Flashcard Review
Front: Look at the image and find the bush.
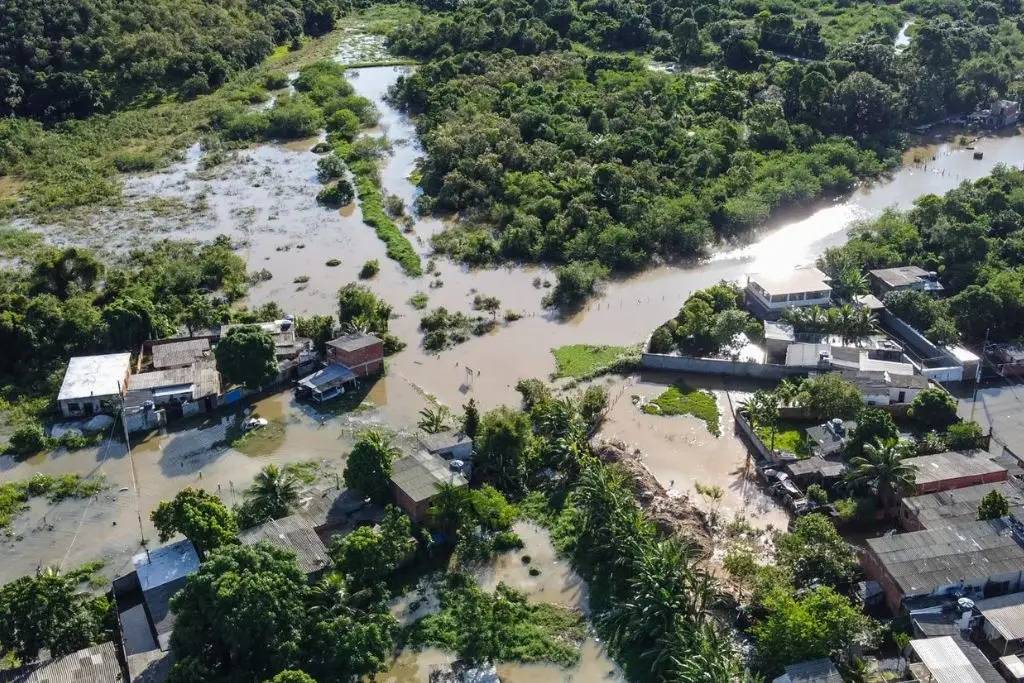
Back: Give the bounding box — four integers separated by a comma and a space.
409, 292, 429, 309
528, 567, 541, 576
6, 423, 49, 457
326, 109, 361, 141
325, 258, 341, 267
493, 531, 524, 551
264, 72, 291, 90
316, 153, 347, 183
908, 388, 959, 431
806, 483, 828, 506
316, 179, 355, 207
649, 325, 674, 353
266, 99, 323, 139
359, 259, 380, 279
348, 163, 422, 276
111, 151, 160, 173
946, 420, 985, 450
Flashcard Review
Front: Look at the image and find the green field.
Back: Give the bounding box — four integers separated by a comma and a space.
644, 383, 721, 436
550, 344, 639, 380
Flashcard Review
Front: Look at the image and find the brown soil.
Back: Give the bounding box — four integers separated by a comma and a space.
591, 437, 712, 557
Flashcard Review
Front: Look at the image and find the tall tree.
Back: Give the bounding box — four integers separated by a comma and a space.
462, 398, 480, 439
244, 464, 300, 522
846, 439, 917, 514
474, 407, 535, 493
908, 388, 959, 431
215, 325, 280, 390
775, 513, 857, 591
151, 488, 238, 558
418, 405, 452, 434
343, 430, 399, 503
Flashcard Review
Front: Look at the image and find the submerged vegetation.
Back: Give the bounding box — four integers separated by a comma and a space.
644, 383, 722, 436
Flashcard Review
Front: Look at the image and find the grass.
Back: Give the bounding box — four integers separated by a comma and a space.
283, 460, 322, 485
643, 383, 721, 436
325, 258, 341, 267
757, 422, 811, 456
349, 162, 422, 276
223, 418, 288, 456
0, 474, 107, 530
550, 344, 640, 380
409, 291, 429, 309
0, 227, 44, 258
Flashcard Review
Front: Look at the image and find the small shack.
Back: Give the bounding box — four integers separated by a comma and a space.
0, 642, 125, 683
296, 363, 357, 402
133, 539, 201, 651
238, 515, 332, 580
419, 432, 473, 461
151, 338, 211, 370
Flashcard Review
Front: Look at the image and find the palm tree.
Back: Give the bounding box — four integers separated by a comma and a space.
245, 464, 299, 520
418, 405, 452, 434
309, 572, 351, 618
743, 390, 780, 451
428, 481, 471, 535
848, 307, 878, 344
774, 378, 801, 407
845, 438, 917, 516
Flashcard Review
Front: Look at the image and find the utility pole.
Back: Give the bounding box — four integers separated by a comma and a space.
119, 381, 149, 559
970, 328, 990, 424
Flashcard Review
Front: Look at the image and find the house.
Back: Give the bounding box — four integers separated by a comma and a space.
151, 338, 211, 370
805, 419, 856, 459
745, 267, 832, 318
869, 266, 943, 297
296, 486, 375, 539
840, 369, 929, 406
991, 345, 1024, 378
974, 592, 1024, 656
57, 352, 132, 417
126, 360, 220, 415
861, 519, 1024, 612
784, 456, 846, 488
295, 363, 358, 403
238, 515, 332, 580
326, 332, 384, 377
0, 642, 125, 683
999, 654, 1024, 683
419, 432, 473, 461
900, 481, 1024, 531
132, 539, 200, 651
901, 450, 1007, 496
390, 451, 468, 523
990, 99, 1020, 128
772, 659, 842, 683
906, 636, 1004, 683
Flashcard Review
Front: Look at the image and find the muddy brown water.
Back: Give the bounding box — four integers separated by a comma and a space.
6, 61, 1024, 675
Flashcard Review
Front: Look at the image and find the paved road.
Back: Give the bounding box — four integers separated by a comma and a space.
955, 380, 1024, 457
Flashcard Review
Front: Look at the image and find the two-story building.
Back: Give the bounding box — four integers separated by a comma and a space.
869, 266, 944, 298
326, 332, 384, 377
745, 268, 832, 319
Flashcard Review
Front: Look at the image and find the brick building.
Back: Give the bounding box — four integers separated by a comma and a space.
326, 332, 384, 377
902, 451, 1008, 496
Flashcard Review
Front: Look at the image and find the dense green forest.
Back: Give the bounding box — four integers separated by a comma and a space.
0, 0, 360, 121
385, 0, 1024, 272
819, 164, 1024, 346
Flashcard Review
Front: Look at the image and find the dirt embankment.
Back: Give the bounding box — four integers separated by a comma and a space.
590, 438, 712, 556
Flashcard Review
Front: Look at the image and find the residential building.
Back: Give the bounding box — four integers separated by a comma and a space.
900, 481, 1024, 531
784, 456, 846, 489
296, 486, 374, 539
902, 451, 1007, 496
419, 432, 473, 461
840, 369, 929, 406
869, 266, 944, 297
295, 363, 358, 403
238, 514, 332, 580
57, 352, 132, 417
906, 636, 1003, 683
150, 338, 211, 370
132, 539, 200, 651
991, 345, 1024, 378
861, 519, 1024, 612
126, 360, 220, 415
326, 332, 384, 377
745, 267, 832, 318
772, 659, 841, 683
991, 100, 1020, 128
390, 451, 468, 522
0, 642, 124, 683
998, 653, 1024, 683
974, 592, 1024, 655
220, 320, 309, 361
805, 419, 856, 459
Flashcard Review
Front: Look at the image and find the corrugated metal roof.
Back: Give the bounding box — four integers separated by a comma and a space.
976, 592, 1024, 642
326, 332, 382, 353
781, 658, 842, 683
151, 339, 210, 369
390, 451, 467, 504
418, 432, 472, 453
133, 539, 199, 592
0, 642, 124, 683
297, 487, 365, 529
866, 520, 1024, 595
910, 637, 986, 683
871, 266, 932, 288
904, 482, 1024, 529
238, 515, 331, 576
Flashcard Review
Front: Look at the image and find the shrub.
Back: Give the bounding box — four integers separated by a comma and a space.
6, 423, 49, 457
409, 292, 429, 309
316, 179, 355, 207
528, 567, 541, 576
806, 483, 828, 506
325, 258, 341, 267
504, 309, 522, 322
649, 325, 674, 353
264, 72, 291, 90
326, 109, 361, 141
359, 259, 380, 279
112, 151, 160, 173
316, 153, 347, 183
493, 531, 524, 551
294, 275, 309, 283
348, 162, 422, 276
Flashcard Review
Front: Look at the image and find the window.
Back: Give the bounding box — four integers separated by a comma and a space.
67, 402, 81, 413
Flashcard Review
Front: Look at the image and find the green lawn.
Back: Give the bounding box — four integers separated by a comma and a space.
550, 344, 639, 380
643, 383, 721, 436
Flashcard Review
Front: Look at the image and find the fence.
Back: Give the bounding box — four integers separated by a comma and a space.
641, 352, 807, 379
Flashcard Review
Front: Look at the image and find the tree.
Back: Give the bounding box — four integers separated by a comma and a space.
303, 606, 397, 682
847, 408, 898, 459
979, 489, 1010, 520
418, 405, 452, 434
752, 586, 870, 674
546, 261, 608, 309
215, 325, 280, 390
331, 506, 414, 588
846, 439, 917, 514
263, 671, 318, 683
295, 315, 336, 354
151, 488, 238, 558
947, 421, 985, 450
474, 407, 535, 493
798, 373, 863, 421
168, 543, 307, 683
775, 513, 857, 591
343, 430, 399, 503
462, 398, 480, 439
244, 464, 300, 523
0, 572, 111, 662
429, 481, 473, 535
473, 294, 501, 319
744, 390, 780, 451
578, 385, 609, 430
908, 388, 959, 431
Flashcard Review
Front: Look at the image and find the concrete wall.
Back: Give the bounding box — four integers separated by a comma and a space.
124, 408, 166, 434
915, 469, 1009, 495
734, 410, 774, 463
641, 352, 806, 379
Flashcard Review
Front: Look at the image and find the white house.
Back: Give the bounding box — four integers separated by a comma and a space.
57, 352, 132, 418
746, 267, 832, 316
841, 370, 929, 406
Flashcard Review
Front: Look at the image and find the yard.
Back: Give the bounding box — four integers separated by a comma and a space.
757, 422, 812, 457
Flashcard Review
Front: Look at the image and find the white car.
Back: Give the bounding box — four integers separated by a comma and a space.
242, 416, 268, 431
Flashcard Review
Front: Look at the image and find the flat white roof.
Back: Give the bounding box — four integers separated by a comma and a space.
910, 637, 986, 683
57, 352, 132, 402
945, 345, 981, 363
748, 267, 831, 296
1000, 654, 1024, 679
